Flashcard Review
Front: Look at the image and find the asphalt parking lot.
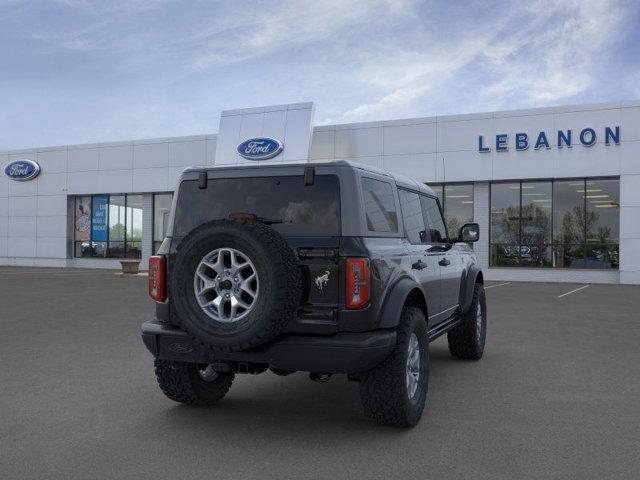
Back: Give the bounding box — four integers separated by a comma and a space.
1, 268, 639, 480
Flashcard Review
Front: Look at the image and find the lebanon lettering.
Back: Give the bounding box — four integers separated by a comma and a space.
478, 126, 620, 152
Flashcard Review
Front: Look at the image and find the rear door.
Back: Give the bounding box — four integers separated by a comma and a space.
171, 173, 342, 332
398, 189, 441, 325
266, 175, 342, 331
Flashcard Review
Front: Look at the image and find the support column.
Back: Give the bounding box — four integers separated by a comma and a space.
473, 182, 489, 272
141, 193, 154, 269
619, 174, 640, 284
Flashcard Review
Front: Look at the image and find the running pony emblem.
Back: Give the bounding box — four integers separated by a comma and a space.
315, 271, 330, 291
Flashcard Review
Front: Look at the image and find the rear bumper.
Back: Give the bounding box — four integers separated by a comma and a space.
141, 320, 396, 374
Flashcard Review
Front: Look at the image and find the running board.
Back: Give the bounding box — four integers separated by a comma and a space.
427, 316, 461, 342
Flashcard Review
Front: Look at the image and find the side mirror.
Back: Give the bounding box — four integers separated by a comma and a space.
458, 223, 480, 243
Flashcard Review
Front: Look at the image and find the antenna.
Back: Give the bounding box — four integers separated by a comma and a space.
442, 157, 446, 184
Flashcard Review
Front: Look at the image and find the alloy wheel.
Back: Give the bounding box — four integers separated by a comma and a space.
193, 247, 259, 323
406, 333, 421, 399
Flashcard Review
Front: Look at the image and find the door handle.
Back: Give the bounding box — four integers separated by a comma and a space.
412, 260, 427, 270
439, 257, 451, 267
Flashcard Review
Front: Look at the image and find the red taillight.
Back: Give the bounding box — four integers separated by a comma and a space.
148, 255, 166, 302
346, 258, 370, 309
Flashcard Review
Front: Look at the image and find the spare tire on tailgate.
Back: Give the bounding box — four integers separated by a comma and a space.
171, 219, 301, 353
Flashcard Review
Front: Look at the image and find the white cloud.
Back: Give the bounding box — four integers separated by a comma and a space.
335, 0, 625, 122
337, 35, 492, 121
0, 0, 633, 149
482, 0, 621, 105
52, 0, 172, 13
340, 85, 429, 121
191, 0, 415, 69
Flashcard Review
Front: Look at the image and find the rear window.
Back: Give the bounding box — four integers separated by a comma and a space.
173, 175, 340, 237
361, 177, 398, 233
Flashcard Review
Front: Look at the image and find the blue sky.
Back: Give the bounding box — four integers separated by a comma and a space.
1, 0, 639, 150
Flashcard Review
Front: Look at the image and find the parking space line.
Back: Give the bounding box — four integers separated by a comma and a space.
485, 282, 511, 289
0, 271, 60, 275
0, 270, 54, 273
51, 272, 118, 276
557, 284, 590, 298
0, 270, 115, 276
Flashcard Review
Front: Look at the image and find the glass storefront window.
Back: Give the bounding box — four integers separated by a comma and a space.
586, 179, 619, 243
73, 193, 144, 259
91, 194, 109, 257
126, 195, 143, 258
490, 183, 520, 266
108, 195, 126, 258
585, 178, 619, 269
553, 180, 585, 246
520, 181, 552, 267
553, 180, 586, 268
153, 193, 173, 253
491, 178, 619, 269
74, 196, 92, 257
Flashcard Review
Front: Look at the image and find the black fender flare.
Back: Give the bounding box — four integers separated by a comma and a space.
378, 277, 426, 329
459, 265, 483, 314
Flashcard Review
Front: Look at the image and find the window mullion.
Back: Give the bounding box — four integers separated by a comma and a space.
518, 181, 523, 266
551, 181, 554, 268
89, 196, 93, 257
583, 178, 587, 268
106, 195, 110, 258
124, 194, 128, 258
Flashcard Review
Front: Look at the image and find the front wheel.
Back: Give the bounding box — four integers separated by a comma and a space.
154, 359, 235, 405
447, 282, 486, 360
359, 307, 429, 427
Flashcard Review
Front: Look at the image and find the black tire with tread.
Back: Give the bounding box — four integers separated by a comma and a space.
170, 219, 301, 353
447, 282, 486, 360
359, 307, 429, 427
154, 359, 234, 405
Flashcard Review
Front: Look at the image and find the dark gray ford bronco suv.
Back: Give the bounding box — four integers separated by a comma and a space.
142, 161, 485, 427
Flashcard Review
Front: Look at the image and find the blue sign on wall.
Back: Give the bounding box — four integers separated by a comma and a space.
4, 159, 41, 181
478, 126, 620, 152
91, 195, 108, 242
237, 137, 283, 160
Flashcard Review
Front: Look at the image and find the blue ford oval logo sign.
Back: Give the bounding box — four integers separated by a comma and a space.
237, 137, 283, 160
4, 159, 41, 181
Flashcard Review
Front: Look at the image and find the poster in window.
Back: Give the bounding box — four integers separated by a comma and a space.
91, 195, 108, 242
74, 196, 91, 241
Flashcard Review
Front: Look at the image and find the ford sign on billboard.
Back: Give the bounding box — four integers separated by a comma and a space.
237, 138, 283, 160
4, 159, 41, 181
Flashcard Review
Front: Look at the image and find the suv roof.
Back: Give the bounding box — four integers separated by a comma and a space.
182, 160, 436, 197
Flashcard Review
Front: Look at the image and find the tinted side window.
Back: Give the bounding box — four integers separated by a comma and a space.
399, 190, 426, 244
361, 177, 398, 233
420, 195, 447, 243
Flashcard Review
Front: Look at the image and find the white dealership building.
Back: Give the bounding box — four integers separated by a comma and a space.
1, 100, 639, 284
